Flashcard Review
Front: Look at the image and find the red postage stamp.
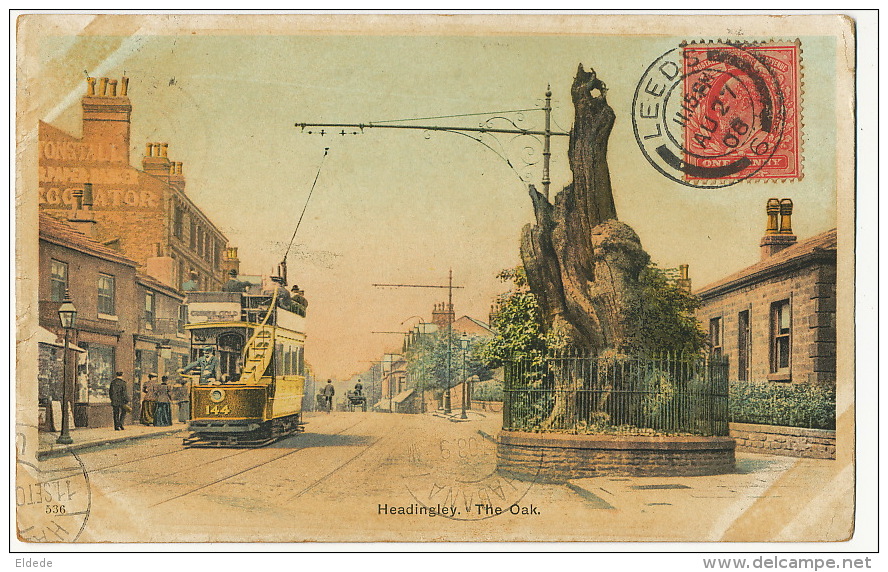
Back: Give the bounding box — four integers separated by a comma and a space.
680, 41, 802, 182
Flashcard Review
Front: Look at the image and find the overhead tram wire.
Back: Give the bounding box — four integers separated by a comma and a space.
282, 147, 330, 264
370, 108, 543, 124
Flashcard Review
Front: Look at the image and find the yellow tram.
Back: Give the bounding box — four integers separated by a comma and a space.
181, 287, 307, 447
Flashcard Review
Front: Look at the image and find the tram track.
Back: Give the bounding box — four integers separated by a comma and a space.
148, 417, 370, 508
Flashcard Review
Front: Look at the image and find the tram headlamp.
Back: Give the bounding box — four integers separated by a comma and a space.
209, 389, 226, 403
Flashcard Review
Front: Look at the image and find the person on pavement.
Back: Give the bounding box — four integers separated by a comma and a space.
322, 379, 335, 412
173, 378, 191, 423
140, 373, 158, 425
109, 371, 129, 431
153, 376, 173, 427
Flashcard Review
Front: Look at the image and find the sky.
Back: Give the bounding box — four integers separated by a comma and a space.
24, 15, 846, 381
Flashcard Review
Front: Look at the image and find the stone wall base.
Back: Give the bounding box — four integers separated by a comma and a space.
729, 422, 836, 459
497, 431, 736, 482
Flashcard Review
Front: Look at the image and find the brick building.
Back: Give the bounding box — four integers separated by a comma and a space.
38, 75, 238, 291
695, 199, 837, 387
39, 212, 139, 428
38, 211, 192, 429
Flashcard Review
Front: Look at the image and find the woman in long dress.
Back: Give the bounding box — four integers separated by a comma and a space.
139, 374, 157, 425
174, 379, 191, 423
153, 376, 173, 427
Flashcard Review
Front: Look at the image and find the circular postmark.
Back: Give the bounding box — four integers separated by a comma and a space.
16, 433, 91, 543
632, 42, 787, 188
399, 428, 543, 522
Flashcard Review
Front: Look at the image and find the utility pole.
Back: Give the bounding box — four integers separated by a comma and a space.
373, 270, 464, 414
296, 88, 569, 200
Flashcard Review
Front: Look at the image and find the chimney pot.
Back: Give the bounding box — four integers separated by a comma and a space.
170, 164, 177, 176
145, 143, 153, 157
108, 79, 117, 97
765, 198, 780, 235
98, 77, 108, 96
83, 183, 94, 207
160, 143, 168, 158
86, 77, 96, 96
779, 198, 794, 234
120, 76, 129, 96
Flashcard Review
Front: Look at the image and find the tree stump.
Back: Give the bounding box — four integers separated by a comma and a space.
520, 64, 650, 428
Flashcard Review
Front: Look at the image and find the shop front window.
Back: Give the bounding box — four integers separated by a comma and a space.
85, 343, 115, 403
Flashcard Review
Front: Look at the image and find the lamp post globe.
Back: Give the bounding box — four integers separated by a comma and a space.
56, 291, 77, 445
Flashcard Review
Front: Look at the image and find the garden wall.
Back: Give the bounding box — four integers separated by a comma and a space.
497, 430, 735, 481
729, 422, 835, 459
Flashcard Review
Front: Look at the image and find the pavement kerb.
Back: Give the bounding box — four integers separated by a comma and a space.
37, 427, 187, 460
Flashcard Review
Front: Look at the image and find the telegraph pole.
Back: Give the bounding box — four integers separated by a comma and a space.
373, 270, 463, 414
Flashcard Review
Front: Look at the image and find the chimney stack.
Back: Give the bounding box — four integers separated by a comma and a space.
168, 161, 186, 192
760, 198, 798, 259
67, 183, 98, 239
431, 301, 455, 330
82, 76, 131, 163
142, 141, 171, 182
677, 264, 692, 292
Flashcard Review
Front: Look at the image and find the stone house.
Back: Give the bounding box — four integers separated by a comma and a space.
695, 198, 837, 387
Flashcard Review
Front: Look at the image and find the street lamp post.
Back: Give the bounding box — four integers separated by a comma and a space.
460, 334, 469, 420
56, 291, 78, 445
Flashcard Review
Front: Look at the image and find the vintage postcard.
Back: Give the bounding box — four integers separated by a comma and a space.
13, 13, 867, 549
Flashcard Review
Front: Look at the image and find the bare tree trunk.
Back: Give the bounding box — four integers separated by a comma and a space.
521, 65, 650, 429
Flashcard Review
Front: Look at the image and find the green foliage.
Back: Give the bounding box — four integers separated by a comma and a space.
481, 267, 552, 368
730, 381, 836, 430
405, 330, 492, 392
625, 264, 707, 354
485, 264, 706, 364
471, 379, 504, 402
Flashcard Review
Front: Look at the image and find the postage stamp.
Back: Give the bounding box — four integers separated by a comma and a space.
633, 40, 802, 188
12, 12, 865, 550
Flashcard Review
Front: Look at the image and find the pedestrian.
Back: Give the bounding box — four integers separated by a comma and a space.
140, 373, 158, 425
322, 379, 335, 412
154, 376, 173, 427
109, 371, 129, 431
174, 378, 191, 423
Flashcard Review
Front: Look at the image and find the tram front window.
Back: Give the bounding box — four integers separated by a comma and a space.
218, 330, 247, 383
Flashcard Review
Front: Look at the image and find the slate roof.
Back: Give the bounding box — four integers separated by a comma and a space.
39, 212, 137, 268
695, 228, 837, 299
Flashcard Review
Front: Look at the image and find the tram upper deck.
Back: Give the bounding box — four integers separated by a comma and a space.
184, 291, 307, 332
182, 290, 307, 386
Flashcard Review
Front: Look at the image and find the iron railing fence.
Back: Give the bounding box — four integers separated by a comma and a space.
502, 350, 730, 436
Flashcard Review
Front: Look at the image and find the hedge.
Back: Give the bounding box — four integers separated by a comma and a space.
729, 381, 836, 430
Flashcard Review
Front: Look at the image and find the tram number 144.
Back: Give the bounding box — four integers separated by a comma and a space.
206, 404, 231, 415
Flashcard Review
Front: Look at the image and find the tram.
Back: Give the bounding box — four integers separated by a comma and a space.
181, 285, 308, 447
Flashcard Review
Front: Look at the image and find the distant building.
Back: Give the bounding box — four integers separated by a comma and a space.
38, 75, 238, 292
695, 199, 837, 386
